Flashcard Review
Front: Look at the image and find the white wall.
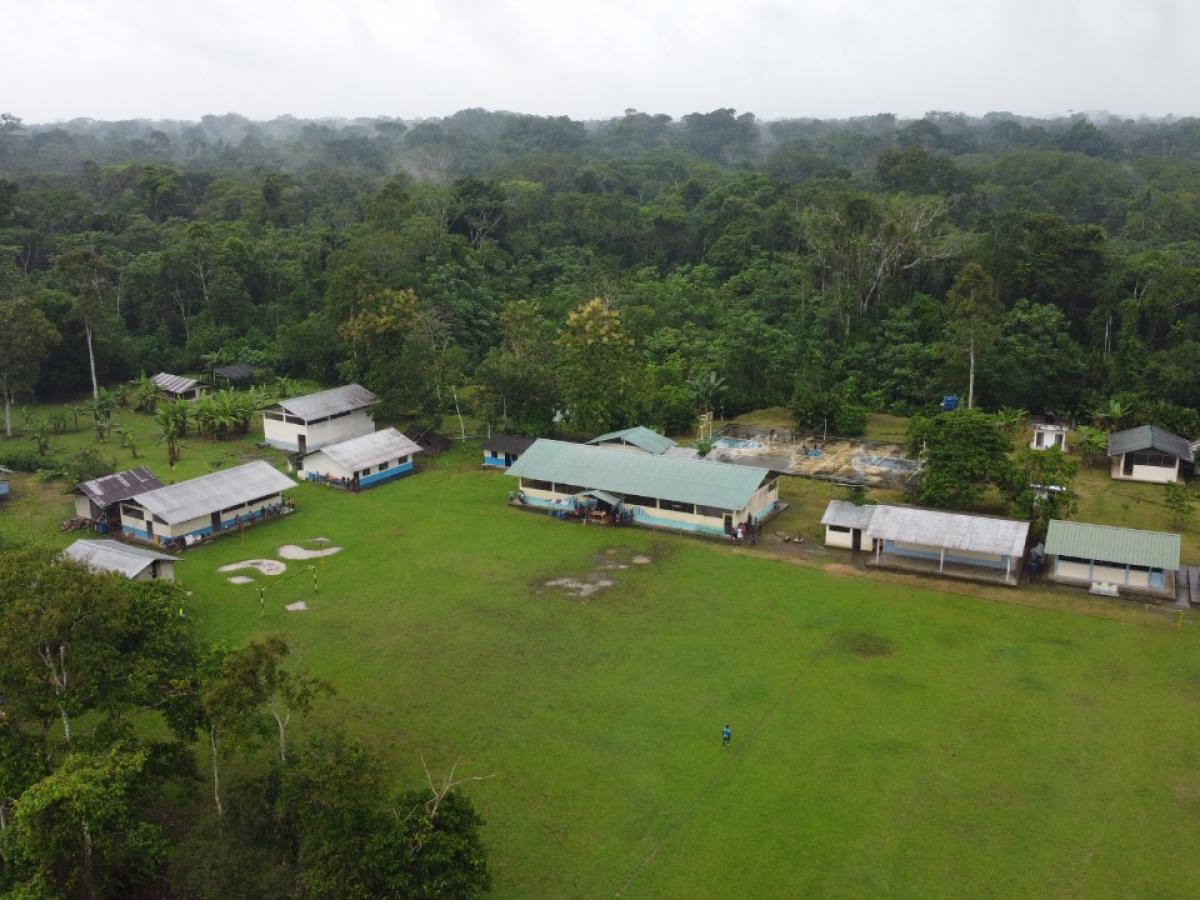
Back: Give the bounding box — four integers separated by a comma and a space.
825, 526, 855, 549
1110, 454, 1181, 484
263, 409, 374, 452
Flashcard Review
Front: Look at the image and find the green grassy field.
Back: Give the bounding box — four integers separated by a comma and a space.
5, 406, 1200, 896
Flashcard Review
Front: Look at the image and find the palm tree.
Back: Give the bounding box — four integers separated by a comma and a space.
155, 408, 183, 469
1091, 398, 1136, 431
995, 407, 1028, 437
272, 375, 299, 401
690, 371, 728, 415
130, 374, 160, 413
25, 415, 53, 454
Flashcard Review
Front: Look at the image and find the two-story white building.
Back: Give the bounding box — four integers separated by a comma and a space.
262, 384, 377, 455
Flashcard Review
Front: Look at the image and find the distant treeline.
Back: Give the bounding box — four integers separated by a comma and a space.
1, 107, 1198, 437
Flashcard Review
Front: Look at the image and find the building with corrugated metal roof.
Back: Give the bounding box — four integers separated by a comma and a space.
820, 500, 1030, 585
506, 439, 780, 535
1044, 519, 1179, 596
299, 428, 422, 489
586, 425, 676, 456
262, 384, 377, 454
1107, 425, 1194, 484
119, 460, 296, 547
63, 539, 179, 581
73, 466, 163, 526
153, 372, 204, 401
482, 434, 536, 469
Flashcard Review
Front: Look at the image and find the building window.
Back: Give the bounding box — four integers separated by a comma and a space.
829, 525, 851, 533
122, 505, 144, 520
377, 463, 388, 473
696, 505, 729, 518
621, 494, 657, 508
659, 499, 695, 514
520, 478, 552, 491
1131, 452, 1175, 468
264, 411, 284, 422
553, 483, 584, 495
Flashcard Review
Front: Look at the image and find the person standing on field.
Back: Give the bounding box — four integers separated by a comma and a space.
722, 724, 732, 748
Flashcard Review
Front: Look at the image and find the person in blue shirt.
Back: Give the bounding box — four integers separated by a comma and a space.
722, 724, 731, 748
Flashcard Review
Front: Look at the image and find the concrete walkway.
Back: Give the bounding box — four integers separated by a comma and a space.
1175, 566, 1198, 608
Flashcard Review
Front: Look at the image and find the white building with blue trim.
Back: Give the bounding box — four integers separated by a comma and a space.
119, 461, 296, 547
299, 428, 422, 489
483, 434, 535, 469
507, 439, 780, 535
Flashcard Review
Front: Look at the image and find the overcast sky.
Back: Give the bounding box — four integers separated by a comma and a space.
7, 0, 1197, 123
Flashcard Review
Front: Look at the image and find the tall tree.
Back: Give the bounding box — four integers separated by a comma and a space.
0, 297, 59, 436
555, 298, 642, 435
53, 248, 115, 401
945, 261, 1002, 409
908, 409, 1015, 509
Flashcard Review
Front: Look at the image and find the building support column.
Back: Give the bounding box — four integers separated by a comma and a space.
1005, 555, 1012, 583
939, 547, 945, 573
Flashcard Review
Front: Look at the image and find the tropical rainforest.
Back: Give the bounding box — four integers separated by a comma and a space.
2, 106, 1199, 436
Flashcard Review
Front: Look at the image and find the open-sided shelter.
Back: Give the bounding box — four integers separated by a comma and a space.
153, 372, 204, 401
74, 466, 163, 528
63, 539, 179, 581
300, 427, 422, 489
1043, 520, 1179, 596
586, 426, 676, 456
213, 363, 261, 385
483, 435, 536, 469
119, 460, 295, 547
262, 384, 376, 454
821, 500, 1029, 585
1108, 425, 1193, 484
507, 439, 780, 535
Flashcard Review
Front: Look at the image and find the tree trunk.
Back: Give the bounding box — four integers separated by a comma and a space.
967, 340, 976, 410
451, 386, 466, 442
60, 707, 73, 743
3, 390, 11, 437
209, 727, 223, 818
81, 817, 95, 900
84, 322, 99, 401
271, 705, 289, 763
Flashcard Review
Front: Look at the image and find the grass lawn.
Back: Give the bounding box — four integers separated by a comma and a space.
172, 448, 1200, 897
6, 403, 1200, 896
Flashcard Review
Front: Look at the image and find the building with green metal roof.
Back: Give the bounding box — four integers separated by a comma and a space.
506, 439, 780, 535
586, 426, 676, 456
1044, 519, 1180, 596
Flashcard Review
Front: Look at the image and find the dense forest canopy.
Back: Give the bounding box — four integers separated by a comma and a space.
3, 106, 1200, 435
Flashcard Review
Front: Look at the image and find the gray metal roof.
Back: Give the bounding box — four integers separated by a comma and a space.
1107, 425, 1193, 462
275, 384, 376, 422
821, 500, 879, 530
866, 505, 1029, 557
131, 460, 295, 525
214, 363, 259, 380
311, 428, 422, 471
587, 426, 676, 455
483, 434, 537, 455
507, 439, 772, 510
153, 372, 200, 395
76, 466, 163, 508
1045, 520, 1181, 571
63, 539, 177, 578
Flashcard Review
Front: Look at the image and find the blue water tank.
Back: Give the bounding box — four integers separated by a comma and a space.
942, 395, 959, 411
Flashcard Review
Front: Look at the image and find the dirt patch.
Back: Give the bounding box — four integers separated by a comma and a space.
277, 544, 343, 560
285, 600, 309, 612
219, 559, 286, 576
227, 575, 254, 585
631, 555, 652, 565
835, 631, 895, 657
545, 576, 616, 599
